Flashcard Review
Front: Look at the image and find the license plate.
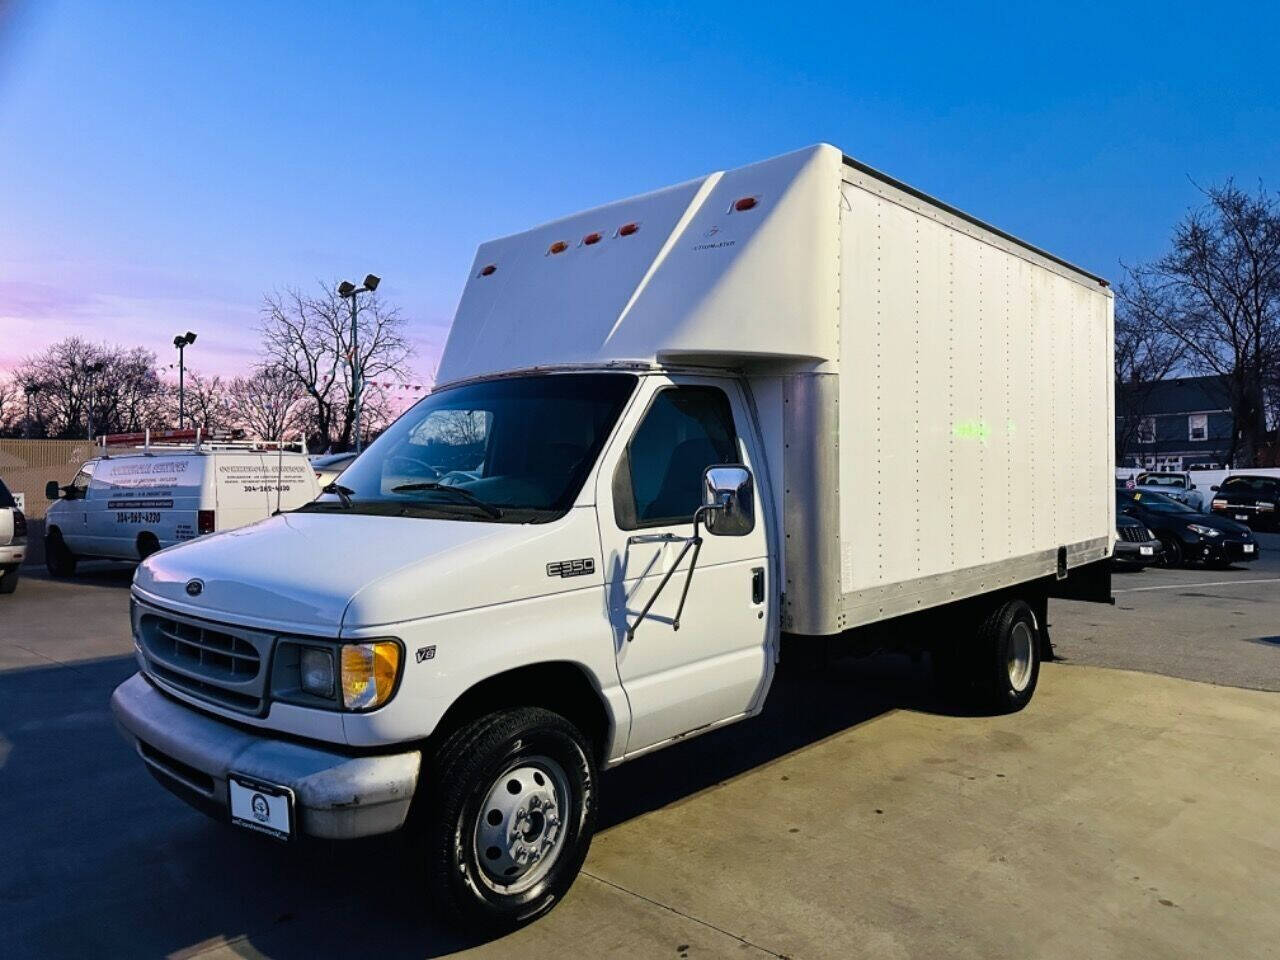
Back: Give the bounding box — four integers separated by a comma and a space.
1236, 514, 1249, 521
229, 775, 294, 840
1139, 546, 1154, 556
1244, 543, 1255, 554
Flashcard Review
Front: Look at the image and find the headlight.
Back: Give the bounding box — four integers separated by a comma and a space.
1258, 502, 1275, 512
300, 648, 335, 698
1211, 499, 1228, 509
1187, 524, 1221, 538
341, 640, 402, 710
1145, 528, 1156, 540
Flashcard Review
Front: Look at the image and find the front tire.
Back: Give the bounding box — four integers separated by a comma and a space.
0, 566, 19, 594
422, 707, 598, 931
1159, 535, 1184, 568
45, 529, 77, 577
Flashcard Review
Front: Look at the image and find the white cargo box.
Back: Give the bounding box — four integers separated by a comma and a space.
441, 145, 1115, 636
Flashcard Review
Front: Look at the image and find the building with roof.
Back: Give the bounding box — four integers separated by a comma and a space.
1116, 374, 1234, 471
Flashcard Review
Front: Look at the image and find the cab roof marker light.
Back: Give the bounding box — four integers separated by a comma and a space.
617, 222, 639, 237
732, 196, 759, 212
582, 232, 602, 246
547, 241, 568, 255
478, 264, 497, 277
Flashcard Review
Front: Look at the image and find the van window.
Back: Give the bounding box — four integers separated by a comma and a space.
0, 478, 14, 508
70, 462, 96, 500
615, 386, 739, 530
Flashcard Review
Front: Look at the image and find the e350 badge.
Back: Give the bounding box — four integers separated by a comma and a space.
546, 558, 595, 579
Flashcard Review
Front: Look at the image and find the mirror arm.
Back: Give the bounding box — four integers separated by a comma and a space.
624, 504, 718, 642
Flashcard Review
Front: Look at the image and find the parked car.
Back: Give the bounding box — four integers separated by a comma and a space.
1209, 475, 1279, 531
309, 452, 359, 488
45, 441, 320, 576
0, 476, 27, 594
1118, 489, 1258, 568
1134, 471, 1205, 511
1112, 513, 1161, 569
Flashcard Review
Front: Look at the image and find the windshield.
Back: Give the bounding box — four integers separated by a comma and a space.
1221, 477, 1277, 495
0, 478, 13, 508
1140, 475, 1185, 488
1126, 490, 1196, 514
309, 373, 637, 522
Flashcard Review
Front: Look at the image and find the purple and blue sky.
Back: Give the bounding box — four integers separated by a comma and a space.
2, 1, 1278, 386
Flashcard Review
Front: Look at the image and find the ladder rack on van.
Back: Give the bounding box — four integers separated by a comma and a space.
96, 428, 307, 455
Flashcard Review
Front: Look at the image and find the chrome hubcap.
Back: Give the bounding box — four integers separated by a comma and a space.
473, 757, 569, 894
1008, 621, 1034, 692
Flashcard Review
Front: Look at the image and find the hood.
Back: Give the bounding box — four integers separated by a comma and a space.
1175, 511, 1253, 536
134, 508, 603, 632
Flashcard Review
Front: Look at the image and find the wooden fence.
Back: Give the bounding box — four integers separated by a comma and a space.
0, 440, 97, 519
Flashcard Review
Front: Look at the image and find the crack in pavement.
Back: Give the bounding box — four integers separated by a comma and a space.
581, 870, 791, 959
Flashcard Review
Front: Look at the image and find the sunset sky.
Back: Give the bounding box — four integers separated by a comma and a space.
2, 1, 1278, 389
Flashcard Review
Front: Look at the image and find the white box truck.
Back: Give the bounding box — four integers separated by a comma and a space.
111, 145, 1114, 929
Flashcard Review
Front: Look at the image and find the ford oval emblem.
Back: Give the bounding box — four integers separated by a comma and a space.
185, 579, 204, 597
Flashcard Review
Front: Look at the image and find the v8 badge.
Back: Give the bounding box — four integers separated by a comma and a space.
416, 645, 436, 663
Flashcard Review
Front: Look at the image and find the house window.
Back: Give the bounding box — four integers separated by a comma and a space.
1188, 413, 1208, 442
1137, 417, 1156, 444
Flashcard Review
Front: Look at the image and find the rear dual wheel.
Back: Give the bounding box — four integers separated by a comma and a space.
934, 598, 1041, 714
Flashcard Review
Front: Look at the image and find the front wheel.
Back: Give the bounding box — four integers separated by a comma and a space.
0, 566, 19, 594
45, 529, 77, 577
422, 707, 598, 931
1158, 536, 1184, 568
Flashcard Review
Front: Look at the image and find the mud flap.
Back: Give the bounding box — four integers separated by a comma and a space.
1047, 557, 1113, 605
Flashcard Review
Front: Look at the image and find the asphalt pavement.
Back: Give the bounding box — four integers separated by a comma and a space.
2, 545, 1279, 959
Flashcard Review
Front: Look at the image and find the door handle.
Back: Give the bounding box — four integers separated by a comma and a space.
752, 567, 765, 604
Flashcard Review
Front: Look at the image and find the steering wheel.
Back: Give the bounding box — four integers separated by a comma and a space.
385, 455, 439, 480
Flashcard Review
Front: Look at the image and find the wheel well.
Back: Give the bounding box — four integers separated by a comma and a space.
430, 662, 613, 766
136, 531, 159, 557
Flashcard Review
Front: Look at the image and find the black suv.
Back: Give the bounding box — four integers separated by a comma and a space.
1209, 475, 1279, 531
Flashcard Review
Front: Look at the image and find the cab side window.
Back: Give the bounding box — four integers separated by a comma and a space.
613, 386, 739, 530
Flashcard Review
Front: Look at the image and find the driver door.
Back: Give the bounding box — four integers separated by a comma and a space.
59, 461, 95, 553
595, 376, 771, 755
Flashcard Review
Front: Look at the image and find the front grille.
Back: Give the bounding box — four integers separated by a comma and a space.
137, 610, 273, 715
1118, 525, 1149, 543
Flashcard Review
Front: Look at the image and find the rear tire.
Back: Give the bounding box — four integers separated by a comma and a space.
45, 529, 77, 577
974, 599, 1041, 714
420, 707, 598, 931
0, 566, 19, 594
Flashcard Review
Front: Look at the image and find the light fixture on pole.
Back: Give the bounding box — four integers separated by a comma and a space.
337, 275, 379, 452
173, 331, 197, 429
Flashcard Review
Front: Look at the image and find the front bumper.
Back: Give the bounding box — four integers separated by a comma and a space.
1113, 539, 1161, 566
111, 672, 421, 839
1187, 537, 1259, 564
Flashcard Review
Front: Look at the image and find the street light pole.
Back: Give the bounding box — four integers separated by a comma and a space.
173, 332, 197, 429
337, 275, 380, 452
85, 361, 105, 441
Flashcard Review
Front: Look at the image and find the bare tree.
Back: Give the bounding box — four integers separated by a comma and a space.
13, 338, 171, 438
228, 365, 304, 440
260, 283, 413, 450
1113, 289, 1186, 465
1121, 180, 1280, 467
180, 371, 234, 433
0, 375, 18, 435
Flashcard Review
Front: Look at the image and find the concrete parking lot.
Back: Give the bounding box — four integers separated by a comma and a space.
2, 539, 1279, 959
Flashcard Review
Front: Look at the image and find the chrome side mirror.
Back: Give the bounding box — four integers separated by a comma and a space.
701, 464, 754, 537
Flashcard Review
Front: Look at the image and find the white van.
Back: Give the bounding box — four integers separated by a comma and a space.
44, 441, 320, 575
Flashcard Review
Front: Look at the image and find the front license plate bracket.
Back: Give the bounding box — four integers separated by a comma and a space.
229, 774, 295, 841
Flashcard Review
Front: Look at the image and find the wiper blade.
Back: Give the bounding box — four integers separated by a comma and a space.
391, 482, 503, 518
323, 482, 355, 508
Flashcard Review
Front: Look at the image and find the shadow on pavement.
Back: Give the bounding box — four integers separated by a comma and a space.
0, 651, 946, 958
